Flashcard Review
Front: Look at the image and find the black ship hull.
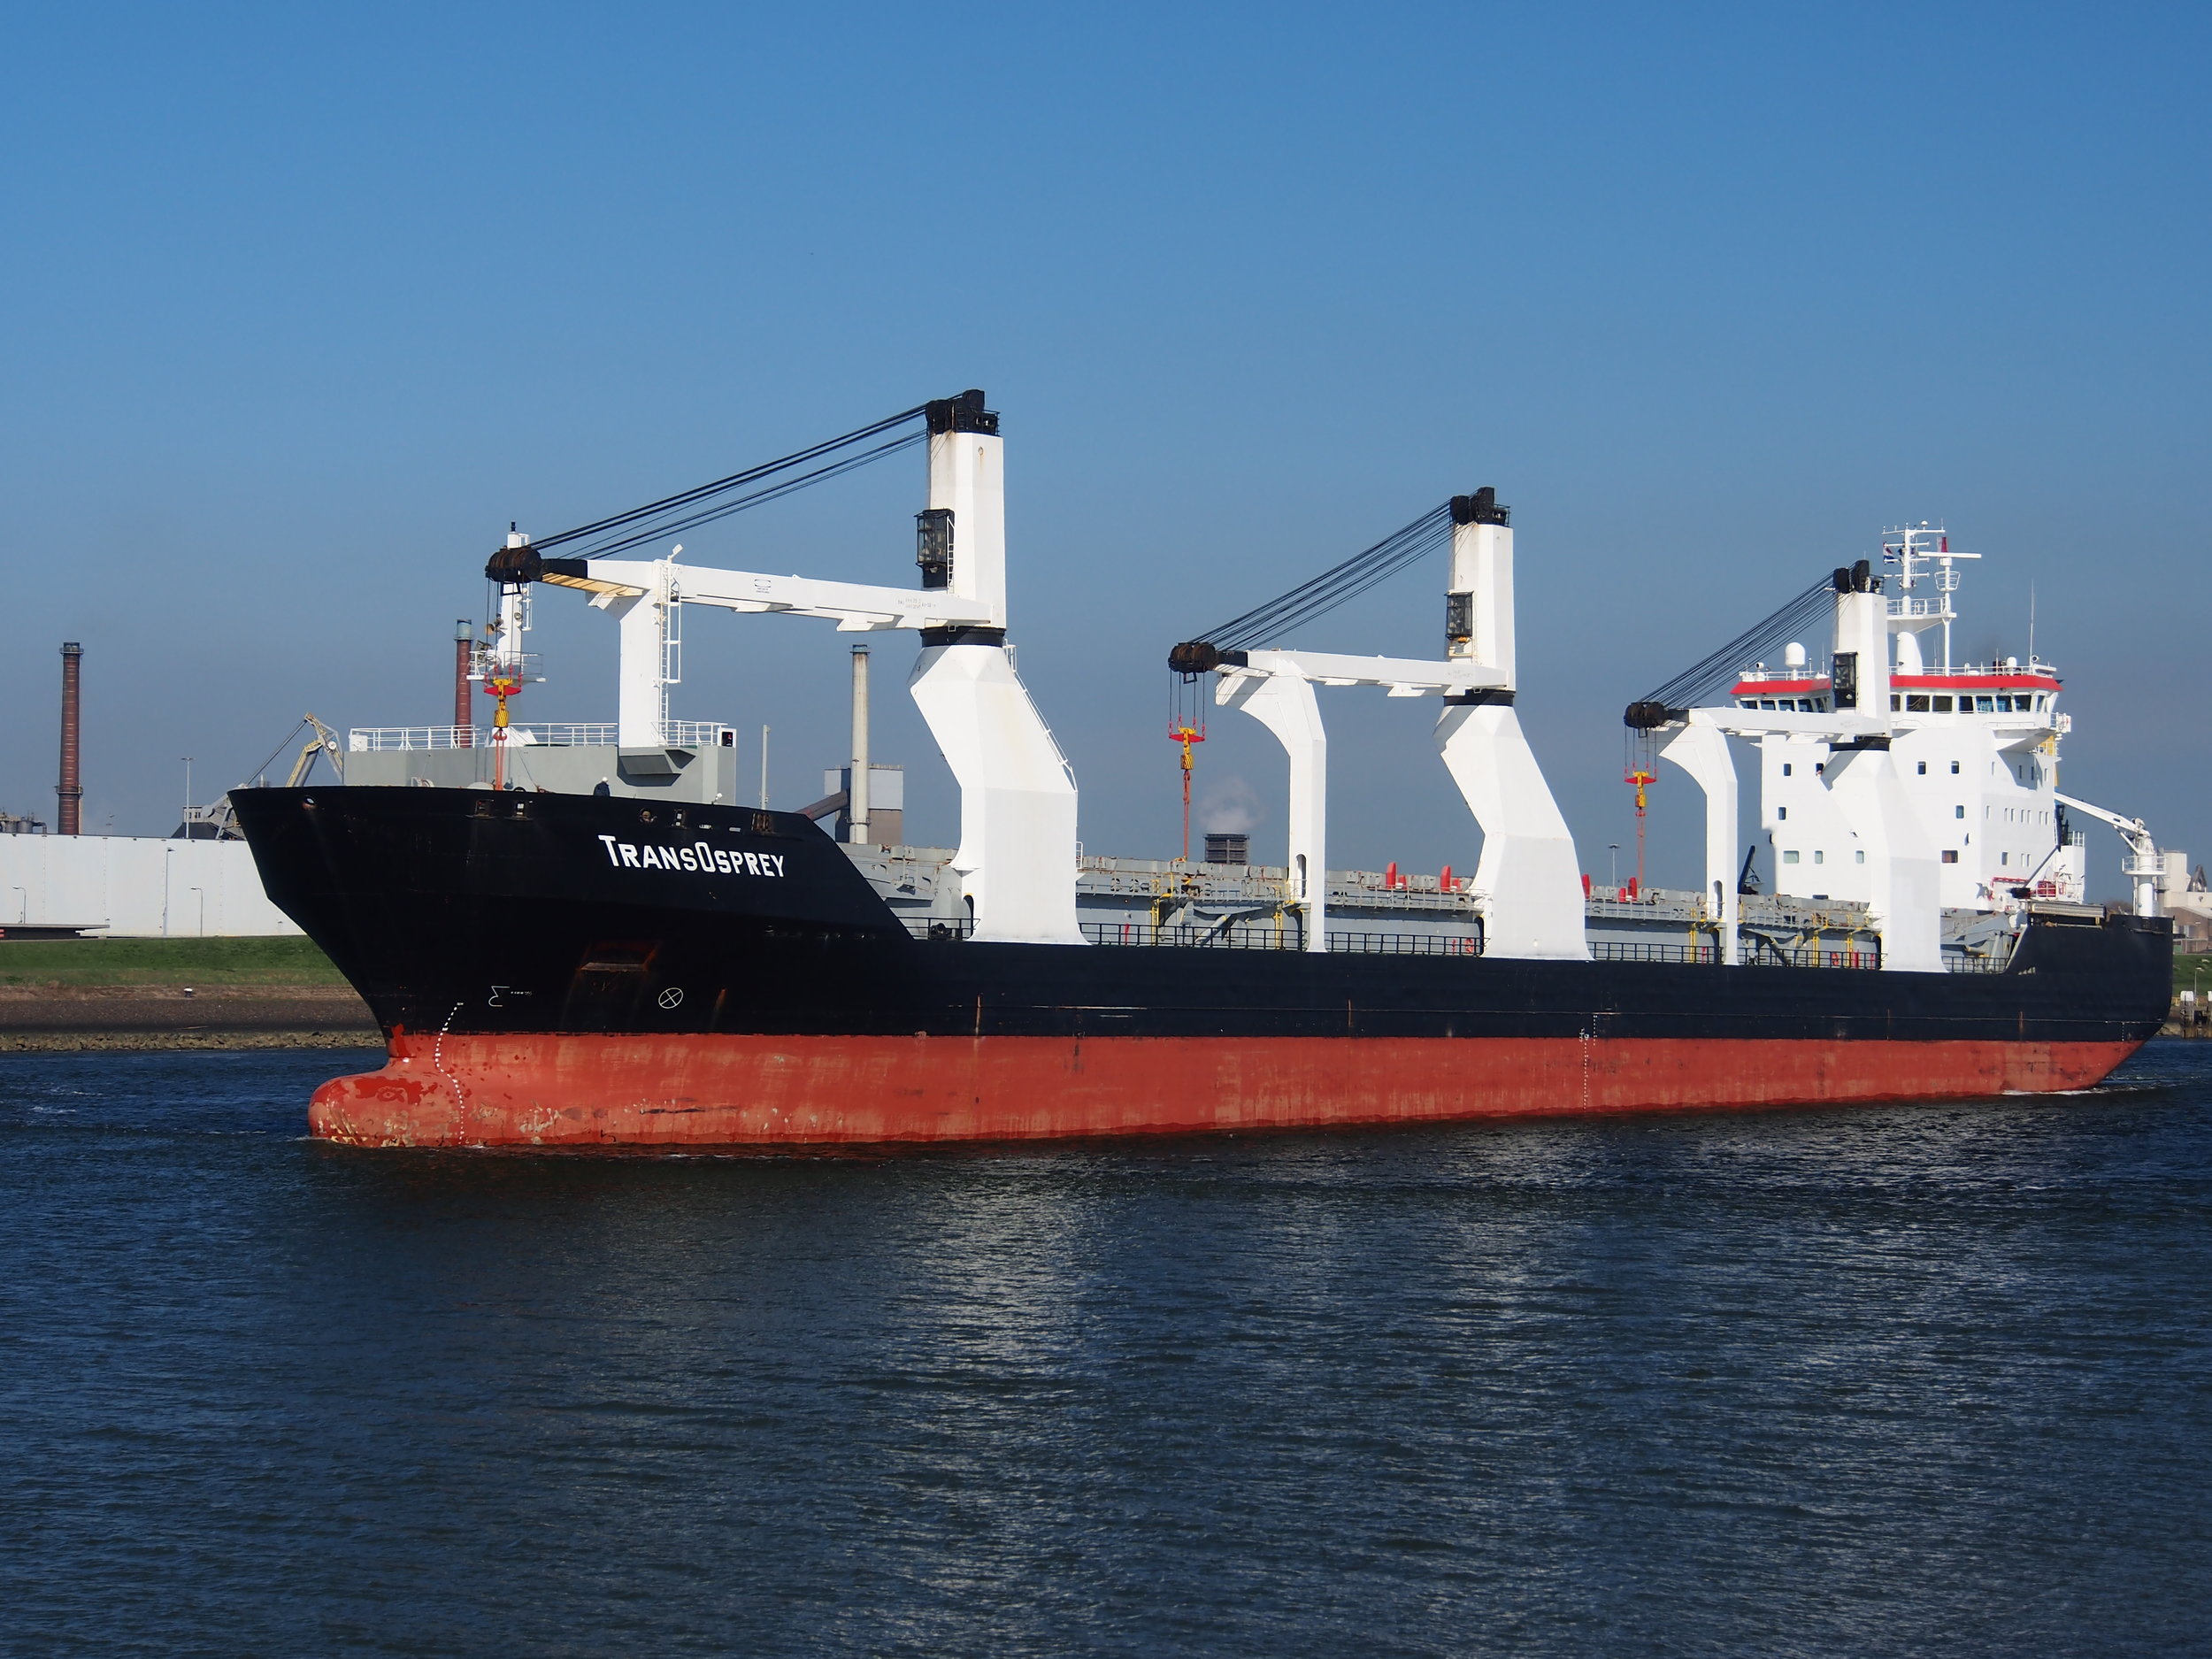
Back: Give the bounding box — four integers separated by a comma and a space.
228, 787, 2172, 1148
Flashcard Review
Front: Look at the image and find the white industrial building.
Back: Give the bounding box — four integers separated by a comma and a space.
0, 835, 298, 938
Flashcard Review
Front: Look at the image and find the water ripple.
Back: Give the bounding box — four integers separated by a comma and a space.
1, 1044, 2208, 1655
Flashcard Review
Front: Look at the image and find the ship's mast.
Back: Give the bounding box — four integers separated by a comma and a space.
1883, 521, 1978, 672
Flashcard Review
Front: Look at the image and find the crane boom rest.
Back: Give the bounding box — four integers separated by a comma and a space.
2055, 793, 2164, 918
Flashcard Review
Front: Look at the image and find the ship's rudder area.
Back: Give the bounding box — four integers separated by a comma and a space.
303, 1031, 2149, 1148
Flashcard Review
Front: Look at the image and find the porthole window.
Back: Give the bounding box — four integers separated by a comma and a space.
1783, 850, 1801, 865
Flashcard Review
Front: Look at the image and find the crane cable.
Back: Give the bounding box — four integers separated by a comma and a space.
1179, 503, 1455, 661
563, 431, 928, 559
530, 402, 933, 557
1623, 574, 1836, 726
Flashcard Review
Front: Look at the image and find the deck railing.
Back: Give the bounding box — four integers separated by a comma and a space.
1324, 932, 1483, 956
1942, 953, 2011, 973
1590, 941, 1718, 964
349, 722, 735, 752
1083, 920, 1307, 950
1743, 941, 1883, 970
905, 917, 1487, 954
902, 918, 2008, 974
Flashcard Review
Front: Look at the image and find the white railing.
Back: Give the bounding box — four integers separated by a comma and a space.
1896, 660, 2057, 680
1735, 658, 2057, 688
349, 722, 734, 752
468, 651, 546, 685
1735, 667, 1829, 685
351, 726, 477, 751
666, 722, 737, 748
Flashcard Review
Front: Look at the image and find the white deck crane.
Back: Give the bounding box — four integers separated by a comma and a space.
1624, 561, 1944, 972
492, 392, 1082, 947
1170, 489, 1586, 962
2055, 793, 2164, 917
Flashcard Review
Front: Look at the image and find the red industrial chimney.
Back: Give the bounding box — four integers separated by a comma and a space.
57, 641, 82, 835
453, 619, 474, 747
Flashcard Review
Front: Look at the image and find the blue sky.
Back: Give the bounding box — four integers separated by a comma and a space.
2, 3, 2205, 892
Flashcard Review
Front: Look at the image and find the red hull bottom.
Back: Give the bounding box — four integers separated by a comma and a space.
306, 1033, 2147, 1148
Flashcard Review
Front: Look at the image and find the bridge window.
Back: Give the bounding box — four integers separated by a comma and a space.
1932, 695, 1954, 711
1891, 694, 1901, 710
1975, 695, 1995, 712
1907, 695, 1930, 711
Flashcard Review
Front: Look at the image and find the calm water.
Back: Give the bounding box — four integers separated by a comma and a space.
3, 1045, 2209, 1656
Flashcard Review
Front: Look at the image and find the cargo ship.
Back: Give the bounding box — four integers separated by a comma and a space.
229, 392, 2173, 1147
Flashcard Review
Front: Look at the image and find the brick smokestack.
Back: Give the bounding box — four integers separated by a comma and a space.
454, 619, 474, 747
57, 641, 83, 835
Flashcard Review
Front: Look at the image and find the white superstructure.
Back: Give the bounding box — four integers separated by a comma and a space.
1718, 525, 2151, 916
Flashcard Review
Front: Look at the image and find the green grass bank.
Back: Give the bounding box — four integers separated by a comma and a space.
0, 936, 345, 987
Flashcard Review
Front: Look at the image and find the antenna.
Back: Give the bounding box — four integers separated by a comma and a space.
2028, 581, 2037, 666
